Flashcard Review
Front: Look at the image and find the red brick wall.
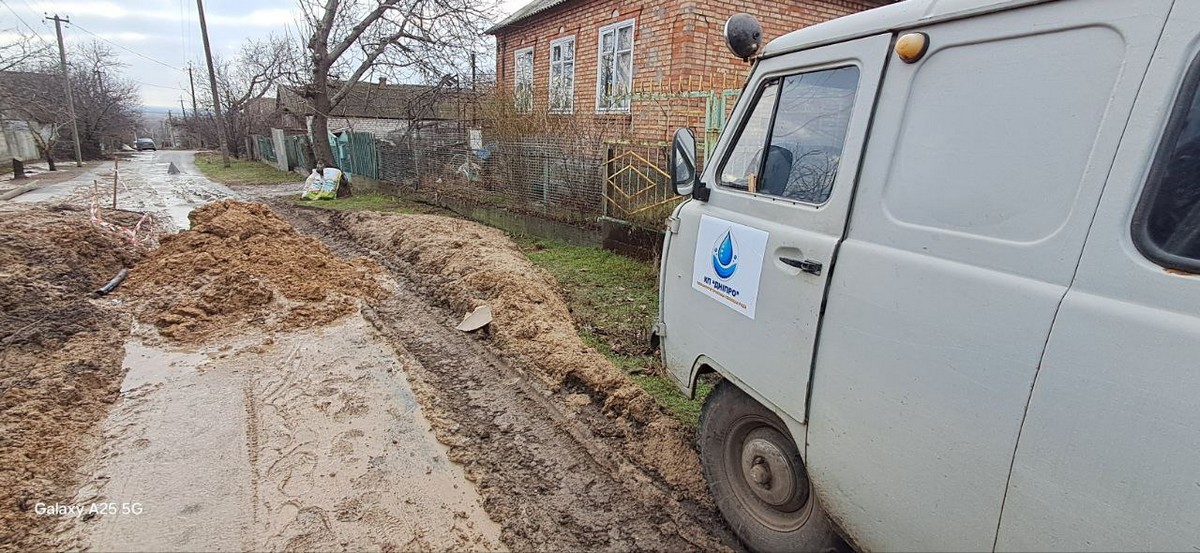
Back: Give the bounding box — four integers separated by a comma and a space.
492, 0, 883, 142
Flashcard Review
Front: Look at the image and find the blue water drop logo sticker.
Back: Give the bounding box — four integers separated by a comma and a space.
712, 229, 738, 280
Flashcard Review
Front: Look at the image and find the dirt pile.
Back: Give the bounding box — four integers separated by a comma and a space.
123, 201, 384, 343
0, 206, 144, 551
336, 211, 708, 501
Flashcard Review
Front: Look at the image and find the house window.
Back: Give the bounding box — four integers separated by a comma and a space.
596, 20, 634, 113
514, 47, 534, 113
549, 36, 576, 114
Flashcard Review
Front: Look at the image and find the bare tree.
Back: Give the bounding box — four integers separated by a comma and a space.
71, 42, 140, 158
0, 70, 72, 169
184, 35, 294, 157
0, 24, 61, 166
0, 27, 51, 73
291, 0, 495, 170
0, 41, 138, 161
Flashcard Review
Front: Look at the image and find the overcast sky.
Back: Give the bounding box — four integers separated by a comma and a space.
1, 0, 527, 109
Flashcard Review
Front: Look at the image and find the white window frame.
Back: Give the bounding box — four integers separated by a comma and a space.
595, 19, 635, 114
514, 46, 534, 114
548, 35, 576, 114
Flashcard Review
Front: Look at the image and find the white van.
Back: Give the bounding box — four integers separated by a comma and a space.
657, 1, 1200, 551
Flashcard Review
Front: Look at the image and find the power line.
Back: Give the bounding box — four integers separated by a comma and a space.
1, 0, 50, 44
134, 80, 189, 93
67, 20, 185, 73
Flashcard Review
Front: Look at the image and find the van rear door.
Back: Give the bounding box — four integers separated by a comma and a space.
659, 34, 889, 424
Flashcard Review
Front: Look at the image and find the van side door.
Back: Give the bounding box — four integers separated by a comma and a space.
659, 34, 889, 424
804, 1, 1172, 551
998, 3, 1200, 550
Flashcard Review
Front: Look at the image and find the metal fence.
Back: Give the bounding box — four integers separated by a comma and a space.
374, 136, 712, 229
255, 135, 276, 163
602, 141, 679, 225
331, 131, 379, 179
284, 134, 310, 171
257, 80, 740, 230
378, 128, 630, 226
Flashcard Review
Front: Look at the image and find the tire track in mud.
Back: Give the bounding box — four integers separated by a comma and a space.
240, 322, 501, 552
274, 203, 742, 552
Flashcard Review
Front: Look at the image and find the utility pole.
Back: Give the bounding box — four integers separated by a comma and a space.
46, 14, 83, 167
470, 53, 477, 126
179, 97, 191, 148
188, 63, 199, 123
195, 0, 229, 167
187, 64, 203, 148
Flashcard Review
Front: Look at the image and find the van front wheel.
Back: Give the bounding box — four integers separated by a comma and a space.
699, 380, 841, 553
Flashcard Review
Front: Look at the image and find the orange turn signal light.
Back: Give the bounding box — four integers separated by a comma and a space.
895, 32, 929, 63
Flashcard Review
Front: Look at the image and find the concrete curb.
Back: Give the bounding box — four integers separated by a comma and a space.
0, 183, 40, 201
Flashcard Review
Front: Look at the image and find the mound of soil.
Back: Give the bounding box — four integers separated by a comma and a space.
123, 201, 384, 344
337, 211, 708, 501
0, 206, 144, 550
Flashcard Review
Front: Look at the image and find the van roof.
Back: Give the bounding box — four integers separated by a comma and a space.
761, 0, 1052, 58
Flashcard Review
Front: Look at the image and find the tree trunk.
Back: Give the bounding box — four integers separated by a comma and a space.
43, 149, 56, 171
310, 95, 335, 169
309, 91, 353, 197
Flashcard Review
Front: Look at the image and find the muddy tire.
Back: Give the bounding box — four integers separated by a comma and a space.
699, 380, 841, 553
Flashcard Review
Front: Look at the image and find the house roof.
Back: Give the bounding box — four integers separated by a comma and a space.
244, 96, 278, 115
277, 81, 464, 121
0, 71, 65, 123
485, 0, 570, 34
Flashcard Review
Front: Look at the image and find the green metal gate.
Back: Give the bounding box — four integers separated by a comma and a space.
329, 131, 379, 179
284, 134, 310, 171
255, 135, 276, 162
601, 79, 742, 227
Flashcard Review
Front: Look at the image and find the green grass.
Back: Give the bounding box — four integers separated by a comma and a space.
517, 237, 710, 426
194, 153, 300, 185
295, 193, 453, 215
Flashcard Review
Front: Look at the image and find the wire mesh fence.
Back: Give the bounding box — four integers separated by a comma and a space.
264, 80, 741, 230
379, 127, 624, 226
376, 129, 682, 228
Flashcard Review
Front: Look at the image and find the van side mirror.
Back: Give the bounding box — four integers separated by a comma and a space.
670, 128, 698, 196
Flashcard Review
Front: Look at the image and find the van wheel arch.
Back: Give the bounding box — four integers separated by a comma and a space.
688, 362, 718, 399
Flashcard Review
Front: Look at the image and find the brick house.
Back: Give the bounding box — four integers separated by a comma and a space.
485, 0, 887, 143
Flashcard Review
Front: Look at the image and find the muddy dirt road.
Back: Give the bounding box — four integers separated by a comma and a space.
1, 152, 740, 551
272, 203, 740, 552
59, 317, 504, 552
6, 150, 239, 231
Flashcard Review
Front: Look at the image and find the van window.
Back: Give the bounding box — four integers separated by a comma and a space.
1134, 56, 1200, 271
718, 66, 859, 204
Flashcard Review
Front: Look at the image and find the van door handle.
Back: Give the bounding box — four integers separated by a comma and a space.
780, 257, 823, 275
